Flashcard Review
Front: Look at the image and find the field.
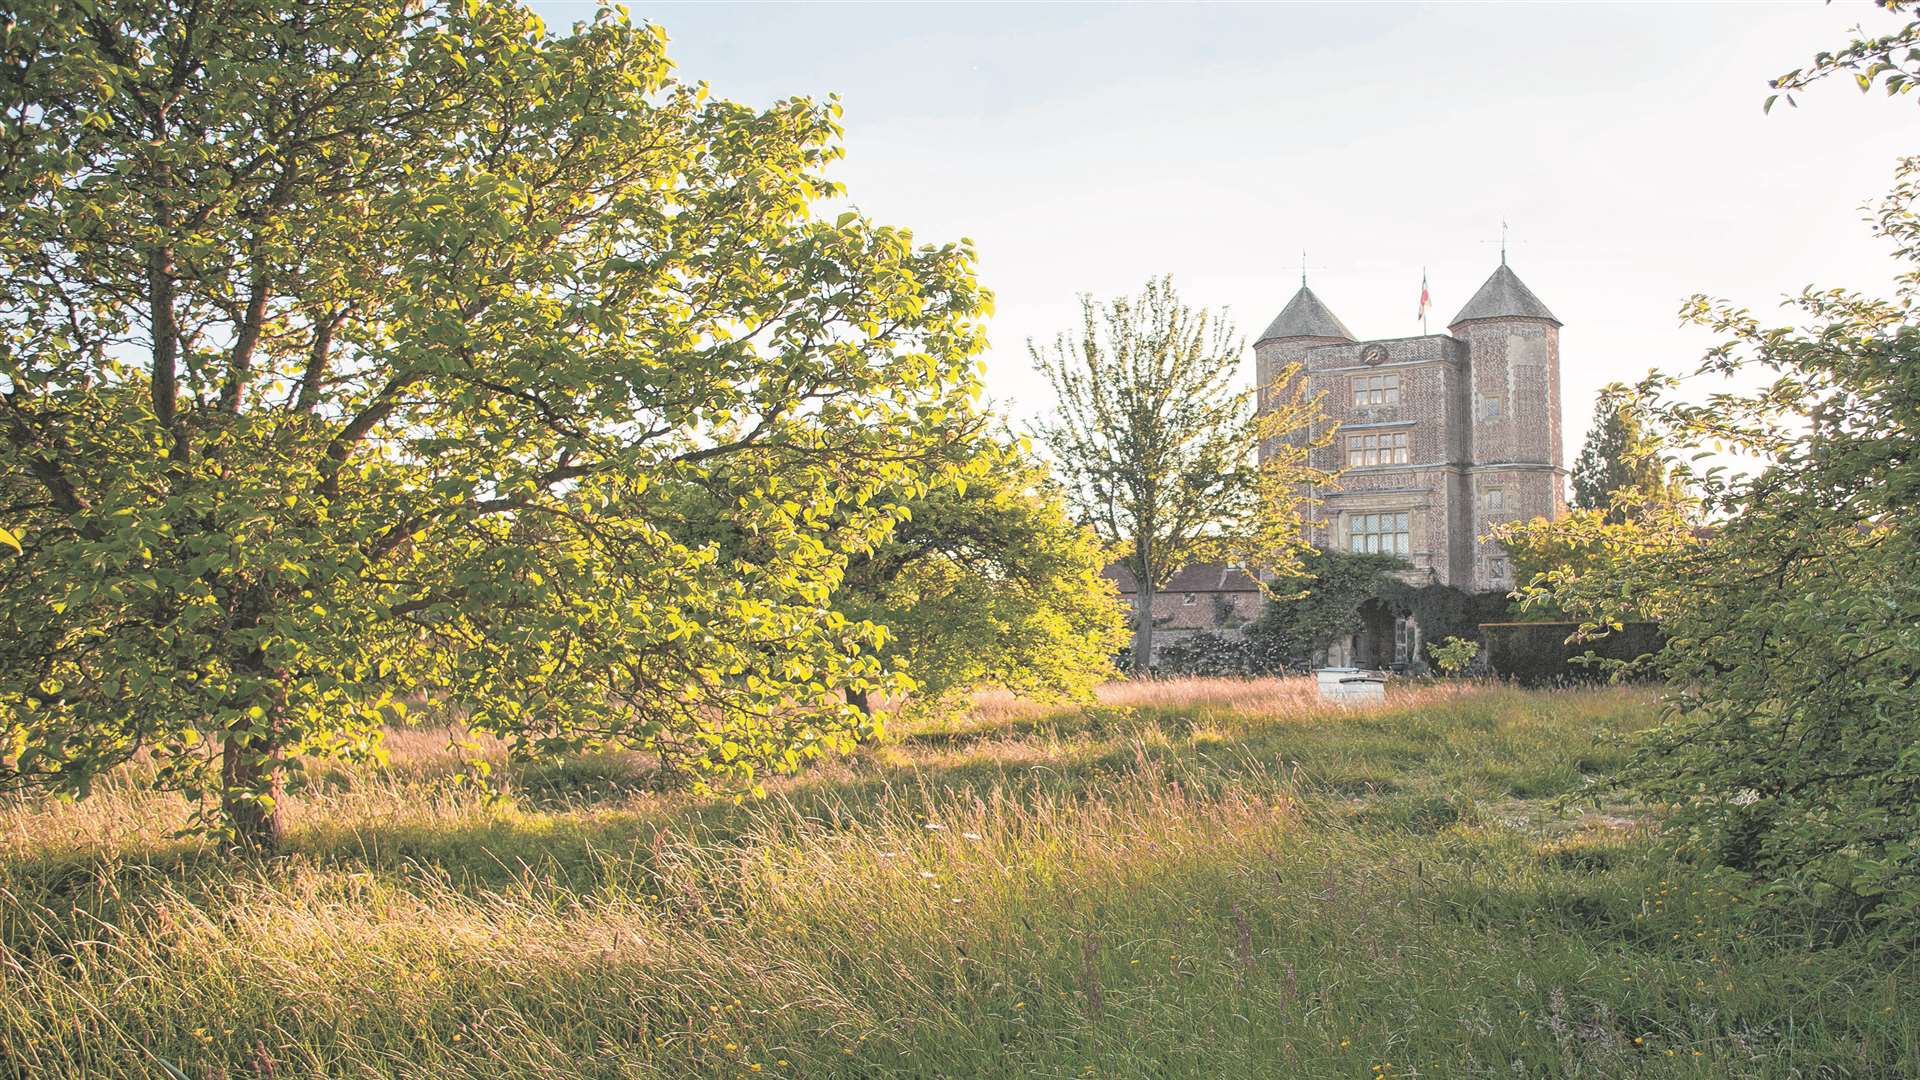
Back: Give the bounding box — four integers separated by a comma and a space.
3, 679, 1916, 1079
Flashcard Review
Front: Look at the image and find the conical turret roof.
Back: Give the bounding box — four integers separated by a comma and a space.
1256, 285, 1355, 344
1449, 263, 1560, 326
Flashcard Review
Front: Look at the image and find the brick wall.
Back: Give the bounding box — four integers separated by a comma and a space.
1258, 317, 1565, 592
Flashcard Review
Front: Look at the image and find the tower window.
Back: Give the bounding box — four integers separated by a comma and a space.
1346, 431, 1410, 467
1348, 512, 1411, 555
1484, 489, 1505, 510
1351, 373, 1401, 408
1182, 592, 1196, 606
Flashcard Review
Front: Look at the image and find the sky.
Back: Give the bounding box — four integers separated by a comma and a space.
535, 0, 1917, 455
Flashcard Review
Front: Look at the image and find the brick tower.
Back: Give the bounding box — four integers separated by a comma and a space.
1253, 260, 1567, 664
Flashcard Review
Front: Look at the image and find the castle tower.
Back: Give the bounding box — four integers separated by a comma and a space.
1253, 283, 1353, 465
1448, 262, 1566, 590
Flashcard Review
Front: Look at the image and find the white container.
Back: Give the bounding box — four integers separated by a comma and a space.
1315, 667, 1387, 705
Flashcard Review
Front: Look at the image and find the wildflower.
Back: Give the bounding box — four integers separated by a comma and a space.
750, 1066, 762, 1073
961, 831, 982, 840
924, 822, 945, 831
1014, 1002, 1025, 1010
725, 1043, 738, 1052
1340, 1039, 1351, 1048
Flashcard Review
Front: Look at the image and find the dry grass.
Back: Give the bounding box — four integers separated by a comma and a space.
3, 680, 1917, 1078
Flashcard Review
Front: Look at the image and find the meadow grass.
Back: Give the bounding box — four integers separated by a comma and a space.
2, 680, 1916, 1078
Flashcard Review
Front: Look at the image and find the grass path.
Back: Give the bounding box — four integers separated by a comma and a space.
3, 680, 1916, 1078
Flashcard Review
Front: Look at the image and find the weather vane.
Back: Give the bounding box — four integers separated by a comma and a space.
1482, 218, 1525, 266
1299, 249, 1331, 287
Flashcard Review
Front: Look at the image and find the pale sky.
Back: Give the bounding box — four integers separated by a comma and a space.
537, 1, 1917, 455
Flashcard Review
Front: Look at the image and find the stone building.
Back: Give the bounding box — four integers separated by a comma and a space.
1254, 260, 1568, 666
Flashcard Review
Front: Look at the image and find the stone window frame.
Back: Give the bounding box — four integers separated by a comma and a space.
1345, 430, 1410, 467
1347, 511, 1411, 556
1351, 372, 1401, 408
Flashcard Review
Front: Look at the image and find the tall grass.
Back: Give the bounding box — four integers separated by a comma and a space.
2, 679, 1915, 1078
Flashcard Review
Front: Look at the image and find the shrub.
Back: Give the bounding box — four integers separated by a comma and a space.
1152, 632, 1263, 678
1426, 636, 1480, 676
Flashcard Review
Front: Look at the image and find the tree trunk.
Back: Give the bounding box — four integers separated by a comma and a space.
845, 686, 871, 716
1133, 577, 1155, 676
222, 653, 287, 852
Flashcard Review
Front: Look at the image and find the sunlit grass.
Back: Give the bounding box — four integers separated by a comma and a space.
3, 679, 1915, 1077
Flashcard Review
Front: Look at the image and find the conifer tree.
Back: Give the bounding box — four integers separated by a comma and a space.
1571, 387, 1686, 520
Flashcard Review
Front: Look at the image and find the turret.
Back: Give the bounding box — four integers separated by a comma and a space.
1253, 283, 1354, 409
1448, 262, 1562, 470
1450, 261, 1566, 589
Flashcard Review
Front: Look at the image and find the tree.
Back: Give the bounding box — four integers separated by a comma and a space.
0, 1, 989, 848
1570, 386, 1690, 520
1510, 8, 1920, 944
834, 437, 1129, 714
1495, 491, 1701, 627
1764, 0, 1920, 113
1515, 158, 1920, 947
1030, 277, 1330, 672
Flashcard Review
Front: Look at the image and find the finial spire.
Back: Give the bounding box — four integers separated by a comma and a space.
1482, 219, 1522, 266
1301, 249, 1308, 287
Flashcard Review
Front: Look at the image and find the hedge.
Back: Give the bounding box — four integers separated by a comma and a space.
1479, 621, 1665, 687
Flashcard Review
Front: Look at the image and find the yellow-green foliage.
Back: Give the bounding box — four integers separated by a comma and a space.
4, 681, 1916, 1077
837, 439, 1129, 710
0, 0, 992, 844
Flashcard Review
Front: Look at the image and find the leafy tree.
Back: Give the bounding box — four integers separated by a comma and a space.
1494, 492, 1700, 626
1030, 276, 1331, 672
0, 1, 989, 847
1765, 0, 1920, 113
1514, 160, 1920, 946
1570, 386, 1690, 520
834, 436, 1128, 714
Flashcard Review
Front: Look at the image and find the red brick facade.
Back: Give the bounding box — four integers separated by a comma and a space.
1255, 266, 1568, 595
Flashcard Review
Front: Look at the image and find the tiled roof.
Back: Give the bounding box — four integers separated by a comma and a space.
1102, 561, 1263, 595
1449, 263, 1560, 326
1255, 285, 1355, 344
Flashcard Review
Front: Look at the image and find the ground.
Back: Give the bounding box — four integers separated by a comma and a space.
2, 679, 1915, 1078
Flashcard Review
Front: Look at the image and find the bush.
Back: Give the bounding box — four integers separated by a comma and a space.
1426, 636, 1480, 676
1152, 632, 1264, 678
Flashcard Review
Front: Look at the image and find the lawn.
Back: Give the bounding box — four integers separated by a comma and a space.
2, 679, 1915, 1078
